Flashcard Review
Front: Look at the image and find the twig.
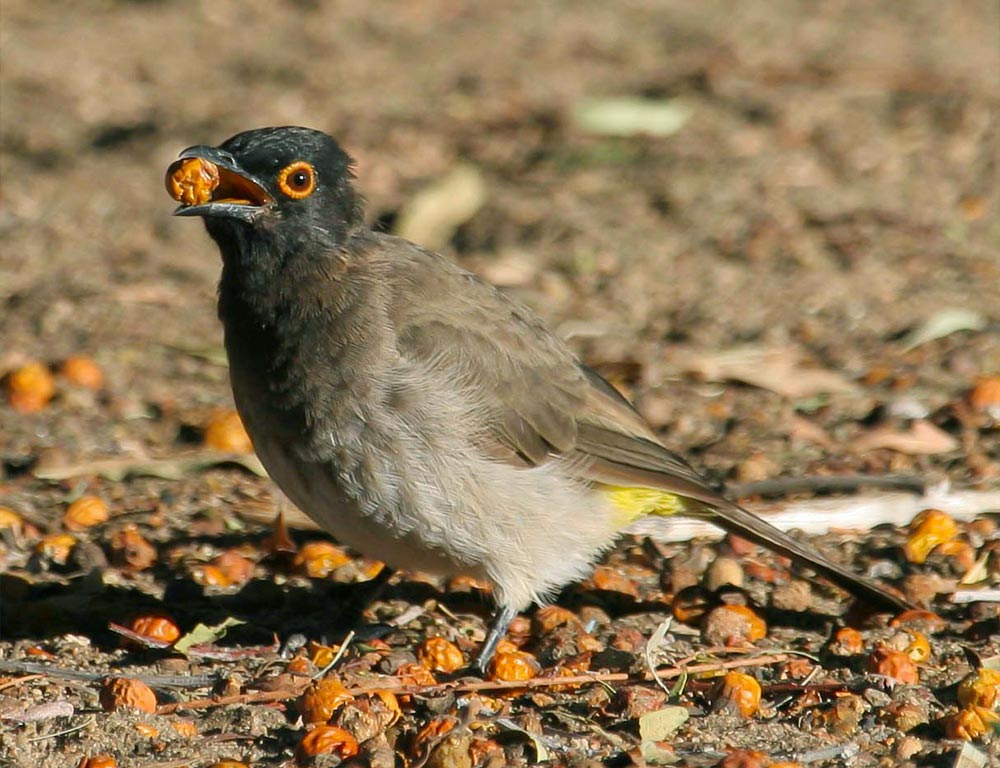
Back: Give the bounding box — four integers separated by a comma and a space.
156, 651, 797, 714
27, 715, 95, 743
0, 673, 44, 691
0, 660, 218, 688
156, 684, 309, 715
109, 622, 173, 650
951, 589, 1000, 604
314, 630, 355, 680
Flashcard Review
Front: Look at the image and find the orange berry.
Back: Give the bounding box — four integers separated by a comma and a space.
970, 375, 1000, 416
128, 615, 181, 645
212, 549, 255, 586
932, 538, 977, 573
308, 642, 340, 669
447, 574, 490, 593
297, 724, 359, 760
943, 707, 992, 740
889, 609, 946, 632
414, 716, 456, 746
203, 409, 253, 453
957, 668, 1000, 710
76, 757, 117, 768
134, 722, 158, 738
394, 662, 437, 705
395, 662, 437, 687
828, 626, 865, 656
702, 604, 767, 646
358, 558, 386, 580
286, 655, 313, 675
6, 362, 56, 413
417, 636, 465, 674
494, 638, 519, 656
100, 677, 157, 713
488, 650, 540, 682
468, 737, 505, 766
171, 720, 198, 738
63, 495, 109, 531
868, 646, 919, 684
903, 631, 932, 663
0, 507, 24, 532
299, 677, 355, 723
534, 605, 580, 633
370, 689, 402, 724
166, 156, 220, 206
716, 749, 768, 768
191, 563, 231, 587
671, 585, 712, 625
61, 356, 104, 389
904, 509, 959, 564
712, 671, 762, 718
36, 533, 77, 565
293, 541, 351, 578
108, 524, 157, 570
781, 657, 815, 680
589, 565, 640, 598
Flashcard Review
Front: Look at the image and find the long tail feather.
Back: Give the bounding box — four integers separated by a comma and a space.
698, 498, 909, 612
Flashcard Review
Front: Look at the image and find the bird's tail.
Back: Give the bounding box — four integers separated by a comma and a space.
603, 483, 909, 613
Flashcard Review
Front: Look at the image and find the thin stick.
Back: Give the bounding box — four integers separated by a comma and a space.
156, 651, 797, 715
0, 673, 44, 691
0, 660, 218, 688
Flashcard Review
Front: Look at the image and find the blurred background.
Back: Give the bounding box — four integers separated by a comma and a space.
1, 0, 997, 480
1, 3, 998, 764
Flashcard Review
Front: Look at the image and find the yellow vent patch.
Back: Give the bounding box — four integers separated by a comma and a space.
599, 484, 688, 526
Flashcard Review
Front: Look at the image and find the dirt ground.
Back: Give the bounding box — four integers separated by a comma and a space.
1, 1, 999, 766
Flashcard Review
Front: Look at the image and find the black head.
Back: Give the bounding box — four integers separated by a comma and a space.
166, 126, 364, 258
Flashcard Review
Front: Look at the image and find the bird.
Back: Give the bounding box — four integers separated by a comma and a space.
166, 126, 908, 674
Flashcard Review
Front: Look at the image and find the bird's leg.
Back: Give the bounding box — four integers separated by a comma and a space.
470, 604, 518, 677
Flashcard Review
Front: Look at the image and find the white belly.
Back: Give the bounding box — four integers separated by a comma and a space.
231, 359, 622, 611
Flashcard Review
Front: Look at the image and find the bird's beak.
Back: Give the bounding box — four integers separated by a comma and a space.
165, 146, 273, 222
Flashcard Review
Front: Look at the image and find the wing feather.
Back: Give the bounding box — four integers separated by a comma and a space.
377, 236, 907, 611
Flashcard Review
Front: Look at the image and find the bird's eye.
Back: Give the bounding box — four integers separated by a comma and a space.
277, 161, 316, 200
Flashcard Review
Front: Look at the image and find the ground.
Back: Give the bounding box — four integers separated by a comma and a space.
1, 1, 999, 766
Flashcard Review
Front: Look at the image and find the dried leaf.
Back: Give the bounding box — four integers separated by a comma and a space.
394, 164, 487, 250
574, 97, 693, 137
901, 308, 986, 351
851, 420, 959, 455
673, 346, 858, 398
638, 706, 689, 741
0, 701, 74, 723
173, 617, 246, 656
494, 718, 550, 762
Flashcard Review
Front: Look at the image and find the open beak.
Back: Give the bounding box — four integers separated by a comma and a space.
166, 146, 273, 222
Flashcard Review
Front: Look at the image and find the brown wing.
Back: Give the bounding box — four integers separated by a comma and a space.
383, 237, 908, 612
384, 238, 587, 464
383, 238, 728, 497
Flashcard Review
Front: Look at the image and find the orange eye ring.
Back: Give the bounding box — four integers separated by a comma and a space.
278, 161, 316, 200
